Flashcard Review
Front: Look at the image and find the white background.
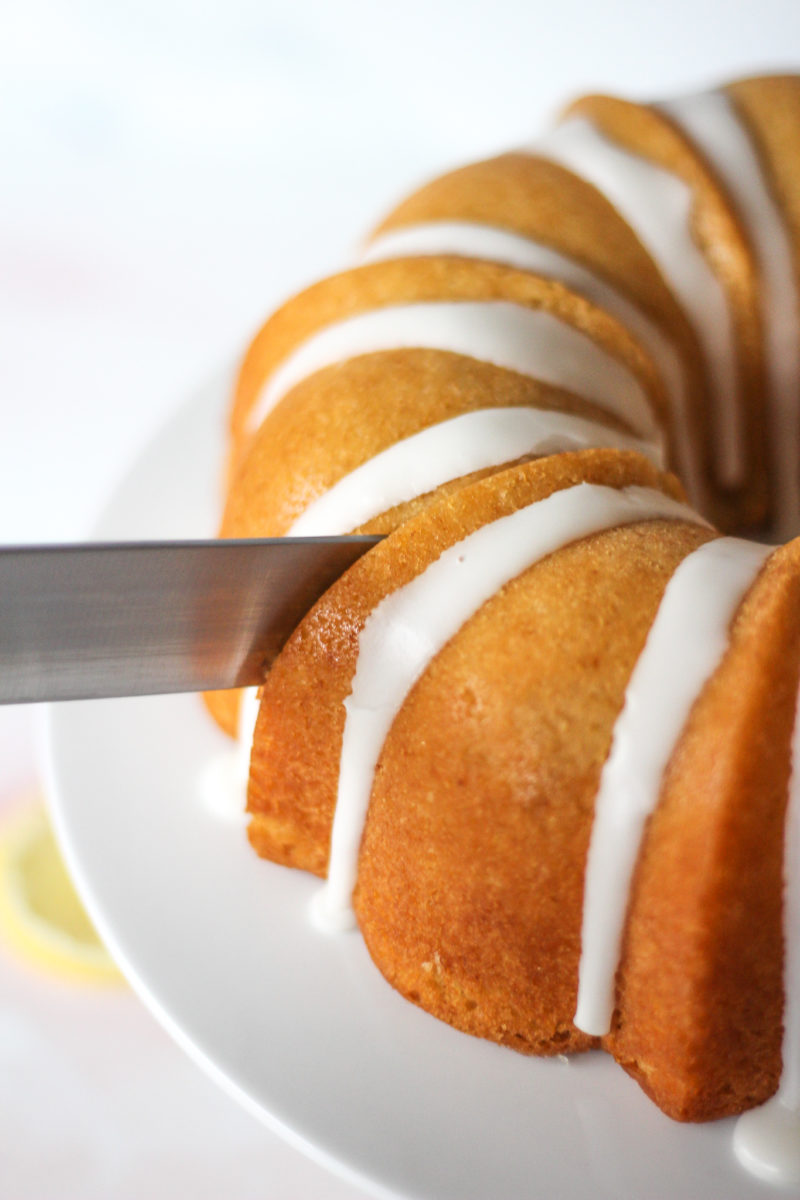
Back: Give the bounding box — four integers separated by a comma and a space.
1, 1, 799, 1196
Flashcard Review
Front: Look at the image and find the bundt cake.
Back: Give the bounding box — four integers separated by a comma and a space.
206, 72, 800, 1178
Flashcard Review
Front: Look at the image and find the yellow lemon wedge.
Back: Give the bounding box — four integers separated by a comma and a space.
0, 800, 122, 985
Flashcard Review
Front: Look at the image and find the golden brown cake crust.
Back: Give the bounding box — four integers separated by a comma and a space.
355, 516, 714, 1055
369, 150, 709, 506
607, 536, 800, 1120
229, 256, 668, 455
221, 350, 638, 541
566, 93, 768, 531
727, 75, 800, 285
247, 450, 703, 1054
247, 449, 685, 866
210, 243, 674, 735
372, 152, 686, 332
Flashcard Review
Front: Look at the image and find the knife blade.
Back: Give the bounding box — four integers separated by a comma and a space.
0, 536, 381, 704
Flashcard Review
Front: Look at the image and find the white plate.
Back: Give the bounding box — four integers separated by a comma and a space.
44, 374, 778, 1200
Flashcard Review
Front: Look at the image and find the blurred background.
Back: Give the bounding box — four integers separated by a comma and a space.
1, 1, 799, 1196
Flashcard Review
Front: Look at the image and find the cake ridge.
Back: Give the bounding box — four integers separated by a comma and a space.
576, 535, 773, 1036
314, 479, 704, 934
288, 407, 662, 538
361, 220, 695, 500
246, 298, 660, 439
661, 88, 800, 541
533, 114, 742, 486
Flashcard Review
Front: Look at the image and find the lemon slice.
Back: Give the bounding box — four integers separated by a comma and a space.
0, 800, 122, 984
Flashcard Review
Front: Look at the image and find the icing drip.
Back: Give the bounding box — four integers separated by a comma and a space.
362, 221, 698, 503
660, 91, 800, 541
288, 407, 664, 537
199, 685, 259, 822
245, 301, 659, 441
575, 537, 772, 1036
734, 678, 800, 1185
237, 685, 261, 789
534, 117, 742, 488
310, 483, 704, 933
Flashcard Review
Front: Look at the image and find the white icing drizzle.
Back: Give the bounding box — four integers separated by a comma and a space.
734, 678, 800, 1186
533, 116, 743, 488
288, 407, 664, 537
198, 686, 259, 823
237, 685, 261, 787
575, 537, 772, 1036
660, 91, 800, 540
245, 301, 660, 442
197, 754, 249, 823
309, 482, 704, 933
362, 221, 699, 506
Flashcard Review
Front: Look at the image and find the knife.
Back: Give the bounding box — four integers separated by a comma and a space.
0, 536, 381, 704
